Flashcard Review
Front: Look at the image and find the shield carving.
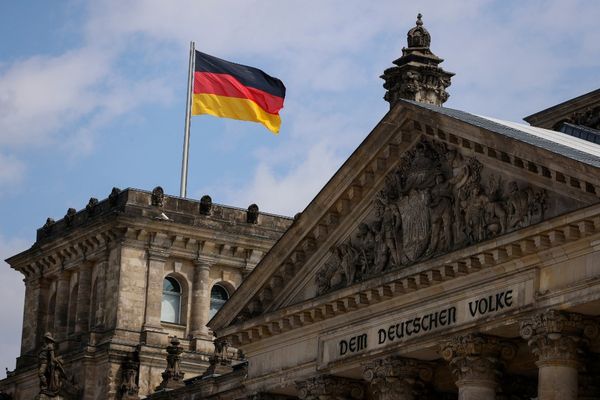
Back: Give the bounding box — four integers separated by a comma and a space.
397, 189, 431, 262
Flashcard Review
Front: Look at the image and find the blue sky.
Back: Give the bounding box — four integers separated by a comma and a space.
1, 0, 599, 377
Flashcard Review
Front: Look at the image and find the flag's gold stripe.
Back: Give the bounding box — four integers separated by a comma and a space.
192, 93, 281, 134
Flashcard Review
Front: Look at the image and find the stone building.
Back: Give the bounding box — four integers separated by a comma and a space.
0, 188, 292, 399
3, 14, 600, 400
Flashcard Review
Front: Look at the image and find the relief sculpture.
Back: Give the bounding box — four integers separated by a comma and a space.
316, 139, 547, 295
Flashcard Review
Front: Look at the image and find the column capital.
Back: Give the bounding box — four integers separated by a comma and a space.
147, 247, 170, 262
296, 375, 364, 400
193, 257, 212, 269
520, 309, 599, 367
440, 333, 516, 386
362, 356, 433, 399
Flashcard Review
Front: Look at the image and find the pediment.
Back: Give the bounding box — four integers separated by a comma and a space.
209, 100, 600, 334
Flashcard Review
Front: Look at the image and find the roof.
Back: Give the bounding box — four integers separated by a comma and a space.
523, 88, 600, 127
403, 99, 600, 168
558, 122, 600, 145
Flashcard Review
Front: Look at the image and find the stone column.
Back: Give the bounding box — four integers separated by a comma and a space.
20, 277, 48, 355
363, 356, 433, 400
142, 247, 168, 345
441, 333, 516, 400
296, 375, 365, 399
520, 310, 598, 400
190, 260, 211, 339
75, 261, 92, 334
53, 271, 71, 341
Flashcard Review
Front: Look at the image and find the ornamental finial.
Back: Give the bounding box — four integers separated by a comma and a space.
416, 13, 423, 26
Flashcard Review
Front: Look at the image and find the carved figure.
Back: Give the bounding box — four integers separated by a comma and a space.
338, 242, 360, 285
38, 333, 67, 397
355, 223, 375, 277
120, 352, 139, 399
428, 174, 453, 254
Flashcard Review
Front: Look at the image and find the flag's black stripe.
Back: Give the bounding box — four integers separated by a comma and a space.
195, 51, 285, 99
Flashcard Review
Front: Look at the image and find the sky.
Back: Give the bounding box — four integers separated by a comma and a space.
1, 0, 599, 378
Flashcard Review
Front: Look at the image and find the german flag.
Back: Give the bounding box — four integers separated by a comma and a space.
192, 51, 286, 134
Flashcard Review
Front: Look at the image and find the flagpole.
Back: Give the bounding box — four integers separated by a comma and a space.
180, 41, 195, 198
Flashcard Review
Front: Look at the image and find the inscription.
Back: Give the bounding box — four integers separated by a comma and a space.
324, 286, 523, 364
339, 333, 368, 356
468, 289, 513, 318
377, 306, 457, 346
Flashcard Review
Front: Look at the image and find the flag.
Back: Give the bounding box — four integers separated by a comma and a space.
192, 51, 286, 133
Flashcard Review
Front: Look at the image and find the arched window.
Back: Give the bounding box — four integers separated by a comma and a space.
209, 284, 229, 320
161, 277, 182, 324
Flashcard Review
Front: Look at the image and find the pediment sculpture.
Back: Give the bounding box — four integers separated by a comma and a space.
317, 139, 548, 295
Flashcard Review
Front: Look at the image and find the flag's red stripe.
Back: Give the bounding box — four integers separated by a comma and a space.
194, 71, 284, 115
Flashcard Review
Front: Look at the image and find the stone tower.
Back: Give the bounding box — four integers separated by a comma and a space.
0, 187, 292, 399
381, 13, 454, 107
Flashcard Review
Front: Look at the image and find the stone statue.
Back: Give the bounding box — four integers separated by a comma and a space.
38, 332, 67, 397
151, 186, 165, 208
120, 352, 140, 399
199, 195, 212, 215
427, 173, 453, 254
247, 204, 260, 223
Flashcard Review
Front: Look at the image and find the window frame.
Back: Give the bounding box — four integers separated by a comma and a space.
161, 276, 183, 324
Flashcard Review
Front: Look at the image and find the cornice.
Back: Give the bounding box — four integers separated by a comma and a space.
215, 202, 600, 346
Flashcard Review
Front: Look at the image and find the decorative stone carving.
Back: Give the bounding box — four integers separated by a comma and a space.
109, 187, 121, 206
440, 333, 516, 386
36, 332, 81, 399
316, 139, 548, 295
382, 14, 454, 107
363, 356, 433, 400
155, 337, 185, 391
296, 375, 365, 400
199, 195, 212, 215
119, 352, 140, 399
520, 310, 598, 367
247, 204, 259, 224
569, 106, 600, 130
64, 208, 76, 226
43, 218, 56, 236
86, 197, 99, 214
151, 186, 165, 208
202, 338, 234, 377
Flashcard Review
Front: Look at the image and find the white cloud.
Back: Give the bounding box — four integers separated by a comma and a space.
0, 153, 25, 191
0, 234, 28, 379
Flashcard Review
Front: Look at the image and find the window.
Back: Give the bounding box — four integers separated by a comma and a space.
161, 277, 182, 324
209, 284, 229, 319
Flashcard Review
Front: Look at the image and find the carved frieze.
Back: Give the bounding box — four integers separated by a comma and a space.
316, 139, 549, 295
